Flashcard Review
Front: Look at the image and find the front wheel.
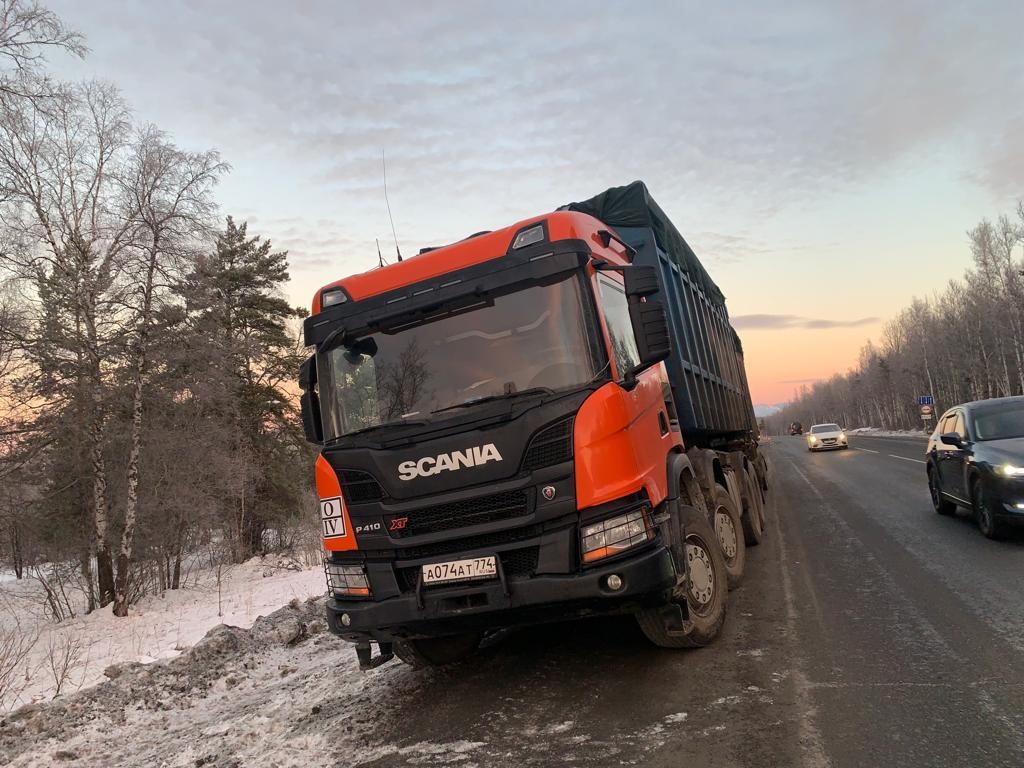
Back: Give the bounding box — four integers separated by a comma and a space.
637, 501, 728, 648
973, 480, 1006, 540
928, 467, 955, 516
393, 632, 482, 667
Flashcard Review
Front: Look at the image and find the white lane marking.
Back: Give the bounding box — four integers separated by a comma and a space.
889, 454, 926, 464
854, 447, 879, 453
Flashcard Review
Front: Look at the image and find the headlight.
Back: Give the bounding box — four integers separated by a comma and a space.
839, 432, 847, 441
325, 562, 370, 597
808, 436, 818, 443
998, 464, 1024, 477
581, 508, 651, 563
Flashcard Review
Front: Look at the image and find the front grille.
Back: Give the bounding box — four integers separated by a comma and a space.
522, 417, 574, 471
390, 524, 544, 560
395, 545, 540, 592
338, 469, 385, 504
387, 490, 529, 539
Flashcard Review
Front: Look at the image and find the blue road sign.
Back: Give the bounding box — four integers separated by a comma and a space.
917, 395, 934, 406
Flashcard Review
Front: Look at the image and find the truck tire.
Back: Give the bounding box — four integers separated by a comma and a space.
740, 467, 766, 546
711, 485, 746, 589
393, 632, 482, 667
636, 501, 728, 648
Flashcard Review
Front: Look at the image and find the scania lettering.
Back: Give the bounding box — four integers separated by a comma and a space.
397, 443, 503, 481
299, 181, 770, 669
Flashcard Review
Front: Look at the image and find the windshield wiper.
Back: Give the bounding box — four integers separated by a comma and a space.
331, 418, 430, 442
430, 387, 554, 417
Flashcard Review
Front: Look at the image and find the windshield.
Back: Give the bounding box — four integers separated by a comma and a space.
317, 275, 599, 440
972, 403, 1024, 441
811, 424, 841, 433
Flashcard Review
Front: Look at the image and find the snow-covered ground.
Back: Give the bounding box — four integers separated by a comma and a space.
846, 427, 930, 438
0, 555, 325, 711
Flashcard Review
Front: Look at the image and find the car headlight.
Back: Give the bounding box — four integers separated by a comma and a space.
325, 562, 371, 598
998, 464, 1024, 477
581, 508, 651, 563
809, 436, 818, 443
839, 432, 847, 441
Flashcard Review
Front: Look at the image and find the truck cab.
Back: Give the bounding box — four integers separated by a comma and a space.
300, 184, 764, 667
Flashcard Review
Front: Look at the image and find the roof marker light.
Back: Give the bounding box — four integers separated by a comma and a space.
321, 289, 347, 308
512, 224, 545, 250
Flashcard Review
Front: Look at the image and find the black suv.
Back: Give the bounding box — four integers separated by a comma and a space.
926, 396, 1024, 539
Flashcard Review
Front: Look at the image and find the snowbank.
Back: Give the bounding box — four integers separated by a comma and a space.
847, 427, 930, 438
0, 555, 325, 711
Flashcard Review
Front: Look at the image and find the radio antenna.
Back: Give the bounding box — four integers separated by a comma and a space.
376, 238, 387, 268
382, 150, 403, 262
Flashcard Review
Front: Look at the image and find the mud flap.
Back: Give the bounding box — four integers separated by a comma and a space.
355, 641, 394, 671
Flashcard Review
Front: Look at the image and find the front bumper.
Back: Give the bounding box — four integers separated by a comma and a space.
326, 545, 676, 643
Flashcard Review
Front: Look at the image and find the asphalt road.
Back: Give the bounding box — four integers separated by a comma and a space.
360, 433, 1024, 767
9, 433, 1024, 767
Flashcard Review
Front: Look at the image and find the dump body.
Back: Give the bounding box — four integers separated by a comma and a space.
563, 182, 757, 446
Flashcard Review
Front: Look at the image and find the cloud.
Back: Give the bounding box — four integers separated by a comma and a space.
731, 314, 879, 330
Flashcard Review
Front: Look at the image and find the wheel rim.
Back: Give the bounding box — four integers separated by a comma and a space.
977, 488, 992, 532
714, 507, 738, 560
685, 536, 715, 614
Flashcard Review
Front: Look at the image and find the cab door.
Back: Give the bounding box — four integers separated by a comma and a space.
937, 410, 969, 500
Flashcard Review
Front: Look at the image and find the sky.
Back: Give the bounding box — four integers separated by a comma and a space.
45, 0, 1024, 405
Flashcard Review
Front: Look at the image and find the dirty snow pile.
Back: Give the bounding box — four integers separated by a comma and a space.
0, 555, 325, 711
845, 427, 930, 437
0, 596, 442, 768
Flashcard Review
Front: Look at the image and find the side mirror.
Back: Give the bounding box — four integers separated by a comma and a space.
299, 355, 324, 445
939, 432, 962, 448
623, 265, 671, 387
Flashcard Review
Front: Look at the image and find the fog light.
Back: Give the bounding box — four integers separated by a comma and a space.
606, 574, 623, 591
582, 508, 651, 563
340, 613, 351, 627
325, 562, 371, 598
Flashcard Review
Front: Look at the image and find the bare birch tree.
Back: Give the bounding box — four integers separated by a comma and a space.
110, 128, 225, 617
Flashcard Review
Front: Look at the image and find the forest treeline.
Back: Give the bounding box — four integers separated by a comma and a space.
769, 203, 1024, 435
0, 1, 313, 617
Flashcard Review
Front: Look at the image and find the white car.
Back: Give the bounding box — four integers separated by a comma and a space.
807, 423, 849, 451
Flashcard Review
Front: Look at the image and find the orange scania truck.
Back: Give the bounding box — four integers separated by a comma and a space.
299, 182, 769, 668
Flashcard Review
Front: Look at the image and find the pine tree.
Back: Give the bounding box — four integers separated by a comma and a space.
179, 217, 309, 561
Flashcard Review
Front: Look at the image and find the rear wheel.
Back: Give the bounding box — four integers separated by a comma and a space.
973, 480, 1006, 540
928, 466, 955, 516
393, 632, 482, 667
637, 501, 728, 648
711, 485, 745, 589
740, 467, 766, 547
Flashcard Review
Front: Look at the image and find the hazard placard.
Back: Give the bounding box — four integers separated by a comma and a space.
320, 496, 346, 539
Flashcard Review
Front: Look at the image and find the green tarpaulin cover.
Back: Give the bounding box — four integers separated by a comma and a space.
561, 180, 726, 306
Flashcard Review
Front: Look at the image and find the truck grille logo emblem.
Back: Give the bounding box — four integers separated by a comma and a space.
542, 485, 556, 501
397, 443, 503, 481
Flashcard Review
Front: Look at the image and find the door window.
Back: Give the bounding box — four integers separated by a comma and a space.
951, 412, 967, 440
596, 274, 640, 376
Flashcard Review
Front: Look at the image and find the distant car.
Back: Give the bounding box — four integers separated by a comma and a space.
789, 421, 803, 435
806, 423, 848, 451
926, 396, 1024, 539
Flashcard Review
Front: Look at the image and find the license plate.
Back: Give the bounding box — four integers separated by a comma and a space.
421, 556, 497, 585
